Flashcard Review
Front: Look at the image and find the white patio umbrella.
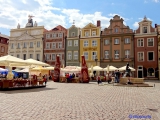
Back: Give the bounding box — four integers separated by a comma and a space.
118, 66, 136, 71
103, 65, 118, 72
24, 59, 50, 66
88, 66, 103, 71
45, 66, 54, 70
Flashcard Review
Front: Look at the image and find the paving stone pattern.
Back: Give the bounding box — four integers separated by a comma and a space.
0, 81, 160, 120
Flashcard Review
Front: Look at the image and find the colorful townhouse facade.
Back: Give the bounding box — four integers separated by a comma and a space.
134, 16, 158, 79
44, 25, 67, 67
0, 33, 9, 57
8, 16, 44, 61
79, 21, 101, 67
157, 24, 160, 79
101, 15, 134, 69
66, 22, 80, 66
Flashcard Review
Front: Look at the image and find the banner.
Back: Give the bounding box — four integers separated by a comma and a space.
53, 55, 61, 82
81, 55, 89, 83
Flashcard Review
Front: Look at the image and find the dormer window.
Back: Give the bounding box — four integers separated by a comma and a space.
71, 32, 75, 37
115, 28, 118, 33
143, 27, 147, 33
85, 32, 89, 37
92, 31, 96, 36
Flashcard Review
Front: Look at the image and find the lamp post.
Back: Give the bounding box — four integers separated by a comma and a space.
95, 55, 98, 66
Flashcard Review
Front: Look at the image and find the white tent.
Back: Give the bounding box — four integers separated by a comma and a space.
118, 66, 136, 71
88, 66, 103, 71
103, 65, 117, 72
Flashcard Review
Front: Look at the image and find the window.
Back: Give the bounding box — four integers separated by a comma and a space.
17, 43, 20, 48
74, 51, 78, 60
23, 54, 26, 60
58, 43, 62, 48
59, 33, 62, 37
46, 54, 50, 60
71, 32, 75, 37
85, 32, 89, 37
148, 52, 154, 61
114, 50, 119, 59
30, 42, 33, 48
37, 41, 40, 47
84, 52, 88, 60
46, 43, 50, 49
125, 50, 130, 58
114, 39, 119, 44
147, 38, 154, 46
83, 41, 88, 47
92, 52, 97, 60
143, 27, 147, 33
11, 43, 14, 49
138, 52, 144, 61
68, 40, 72, 46
53, 34, 56, 38
36, 54, 40, 60
147, 68, 155, 77
104, 50, 109, 59
104, 39, 109, 45
67, 52, 72, 60
23, 42, 27, 48
92, 31, 96, 36
52, 43, 56, 49
17, 54, 20, 58
52, 54, 55, 60
125, 38, 130, 44
137, 39, 144, 47
92, 40, 97, 46
1, 47, 4, 52
29, 54, 33, 58
58, 54, 62, 60
115, 28, 118, 33
46, 34, 50, 38
74, 40, 78, 46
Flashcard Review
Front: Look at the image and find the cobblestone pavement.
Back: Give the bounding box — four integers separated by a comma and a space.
0, 81, 160, 120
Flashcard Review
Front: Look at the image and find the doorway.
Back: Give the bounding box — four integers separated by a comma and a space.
137, 66, 143, 78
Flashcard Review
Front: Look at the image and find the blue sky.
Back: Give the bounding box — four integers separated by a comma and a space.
0, 0, 160, 36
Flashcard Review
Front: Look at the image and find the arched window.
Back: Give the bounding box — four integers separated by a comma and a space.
147, 68, 155, 77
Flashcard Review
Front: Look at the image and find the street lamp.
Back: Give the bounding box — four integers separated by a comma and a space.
95, 55, 98, 65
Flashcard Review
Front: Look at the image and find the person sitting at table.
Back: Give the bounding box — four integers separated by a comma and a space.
72, 73, 75, 78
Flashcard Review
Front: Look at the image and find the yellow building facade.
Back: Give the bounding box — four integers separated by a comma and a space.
80, 21, 101, 67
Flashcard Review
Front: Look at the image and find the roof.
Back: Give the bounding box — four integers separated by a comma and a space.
0, 33, 9, 39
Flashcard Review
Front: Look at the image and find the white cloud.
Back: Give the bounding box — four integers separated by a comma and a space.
22, 0, 27, 4
153, 0, 159, 3
133, 22, 139, 29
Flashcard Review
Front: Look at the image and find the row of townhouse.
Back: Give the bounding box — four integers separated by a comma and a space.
7, 15, 160, 79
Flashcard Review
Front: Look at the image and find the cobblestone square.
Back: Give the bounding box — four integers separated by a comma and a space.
0, 81, 160, 120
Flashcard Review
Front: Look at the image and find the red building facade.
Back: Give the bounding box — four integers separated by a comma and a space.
134, 16, 158, 79
44, 25, 67, 67
0, 33, 9, 57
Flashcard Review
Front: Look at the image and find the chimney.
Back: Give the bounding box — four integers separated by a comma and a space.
155, 24, 157, 28
97, 20, 101, 27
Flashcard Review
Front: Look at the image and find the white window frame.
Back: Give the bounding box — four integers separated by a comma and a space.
92, 51, 97, 60
143, 26, 147, 33
115, 28, 118, 33
147, 68, 155, 77
53, 34, 56, 38
71, 32, 75, 37
147, 51, 154, 61
11, 43, 14, 49
84, 52, 88, 60
74, 51, 78, 60
104, 39, 109, 45
29, 54, 33, 58
46, 54, 50, 60
37, 41, 40, 47
137, 52, 144, 61
17, 43, 20, 48
124, 38, 130, 44
147, 38, 154, 47
67, 51, 72, 60
114, 39, 119, 44
83, 40, 88, 47
30, 42, 33, 48
68, 40, 72, 46
85, 31, 89, 37
23, 42, 27, 48
74, 40, 78, 46
137, 39, 144, 47
114, 50, 119, 59
104, 50, 109, 59
58, 43, 62, 48
92, 31, 96, 36
46, 34, 50, 38
59, 33, 62, 37
125, 50, 130, 58
52, 54, 56, 60
52, 43, 56, 49
46, 43, 50, 49
92, 40, 97, 46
